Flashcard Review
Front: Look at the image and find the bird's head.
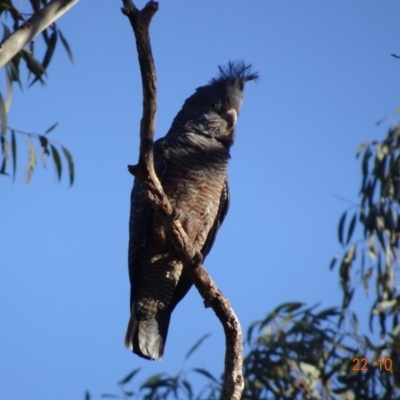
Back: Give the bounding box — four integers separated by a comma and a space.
170, 60, 259, 147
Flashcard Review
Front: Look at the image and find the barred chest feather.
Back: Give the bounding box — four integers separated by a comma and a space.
162, 133, 229, 249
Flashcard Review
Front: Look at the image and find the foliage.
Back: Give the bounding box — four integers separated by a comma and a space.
331, 121, 400, 336
85, 304, 399, 400
0, 0, 74, 185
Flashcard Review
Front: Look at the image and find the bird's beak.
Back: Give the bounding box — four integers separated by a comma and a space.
220, 109, 237, 130
217, 109, 237, 144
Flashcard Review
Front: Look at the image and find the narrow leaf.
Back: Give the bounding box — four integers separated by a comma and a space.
11, 129, 16, 181
351, 312, 359, 335
25, 139, 37, 184
61, 146, 74, 186
0, 135, 8, 174
50, 144, 62, 182
338, 211, 347, 245
192, 368, 219, 384
38, 135, 49, 149
27, 57, 47, 86
38, 135, 49, 167
0, 91, 7, 136
367, 234, 377, 260
32, 0, 43, 13
329, 254, 339, 270
316, 307, 340, 319
41, 26, 50, 46
45, 122, 59, 134
5, 68, 12, 113
118, 368, 140, 385
346, 213, 357, 245
58, 29, 74, 64
184, 333, 211, 361
356, 141, 368, 159
1, 22, 11, 41
42, 30, 58, 69
6, 54, 22, 88
361, 148, 371, 185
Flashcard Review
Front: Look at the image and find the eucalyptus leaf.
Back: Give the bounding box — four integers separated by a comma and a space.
50, 144, 62, 181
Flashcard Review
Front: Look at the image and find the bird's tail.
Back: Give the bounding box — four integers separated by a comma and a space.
124, 307, 171, 361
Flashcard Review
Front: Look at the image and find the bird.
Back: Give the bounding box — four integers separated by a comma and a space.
125, 60, 258, 360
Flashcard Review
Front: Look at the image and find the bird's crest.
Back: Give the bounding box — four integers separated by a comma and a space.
210, 60, 259, 85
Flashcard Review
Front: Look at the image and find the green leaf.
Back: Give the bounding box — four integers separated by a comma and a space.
339, 244, 356, 285
367, 234, 376, 260
279, 302, 304, 313
140, 374, 167, 389
7, 53, 22, 88
1, 22, 11, 41
356, 141, 369, 159
50, 144, 62, 182
118, 368, 140, 385
329, 254, 339, 270
315, 307, 340, 319
20, 49, 46, 86
42, 29, 58, 69
246, 319, 263, 343
5, 68, 12, 113
38, 135, 49, 167
351, 312, 359, 335
30, 0, 42, 13
61, 146, 74, 186
0, 91, 7, 136
346, 213, 357, 245
38, 135, 49, 149
338, 211, 347, 245
41, 26, 50, 46
58, 29, 74, 64
25, 139, 37, 184
0, 135, 9, 174
192, 368, 219, 384
181, 380, 193, 398
374, 299, 397, 313
27, 57, 47, 85
376, 143, 388, 161
11, 129, 16, 181
361, 148, 371, 186
44, 122, 59, 134
184, 333, 211, 361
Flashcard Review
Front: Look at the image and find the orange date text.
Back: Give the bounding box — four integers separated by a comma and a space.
352, 357, 393, 371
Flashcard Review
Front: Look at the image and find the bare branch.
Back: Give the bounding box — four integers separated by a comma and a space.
0, 0, 79, 69
122, 1, 244, 399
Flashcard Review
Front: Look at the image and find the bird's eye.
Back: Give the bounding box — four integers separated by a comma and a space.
213, 102, 222, 111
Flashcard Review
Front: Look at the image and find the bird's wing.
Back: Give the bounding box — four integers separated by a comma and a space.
201, 178, 230, 258
128, 138, 167, 310
167, 179, 230, 312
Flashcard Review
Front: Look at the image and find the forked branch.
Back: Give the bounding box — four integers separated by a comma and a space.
121, 1, 244, 398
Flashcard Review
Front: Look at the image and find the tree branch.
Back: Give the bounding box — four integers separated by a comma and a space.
121, 1, 244, 399
0, 0, 79, 68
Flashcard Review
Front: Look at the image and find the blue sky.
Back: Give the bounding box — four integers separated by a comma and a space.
1, 1, 400, 399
